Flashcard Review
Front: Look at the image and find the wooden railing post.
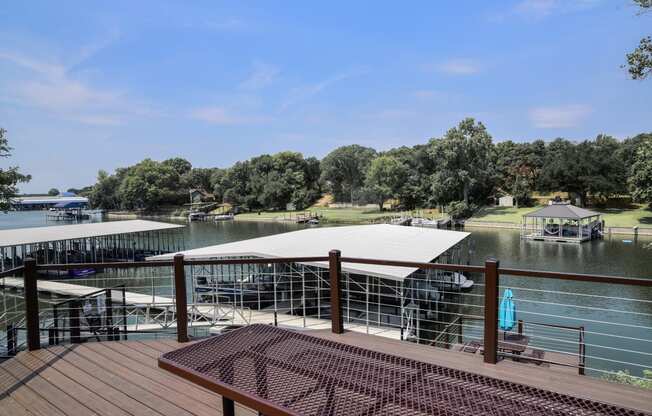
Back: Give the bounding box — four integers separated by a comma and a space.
24, 258, 41, 351
69, 300, 81, 344
174, 254, 189, 343
483, 258, 500, 364
329, 250, 343, 334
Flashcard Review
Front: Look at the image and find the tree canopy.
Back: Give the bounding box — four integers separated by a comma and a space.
320, 145, 377, 203
0, 128, 31, 211
625, 0, 652, 79
628, 135, 652, 206
83, 119, 651, 217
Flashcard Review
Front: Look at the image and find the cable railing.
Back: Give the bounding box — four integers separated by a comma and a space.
0, 252, 650, 386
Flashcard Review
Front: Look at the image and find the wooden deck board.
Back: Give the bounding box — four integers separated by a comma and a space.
12, 350, 130, 416
82, 342, 222, 414
0, 335, 648, 416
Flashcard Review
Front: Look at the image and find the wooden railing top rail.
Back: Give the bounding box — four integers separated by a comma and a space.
25, 253, 651, 287
0, 266, 24, 278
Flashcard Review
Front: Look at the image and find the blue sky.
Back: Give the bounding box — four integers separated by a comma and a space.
1, 0, 650, 192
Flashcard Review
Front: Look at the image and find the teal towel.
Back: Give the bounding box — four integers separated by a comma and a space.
499, 288, 516, 331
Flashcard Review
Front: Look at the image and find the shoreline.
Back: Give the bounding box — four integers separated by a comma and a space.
464, 220, 652, 237
105, 211, 652, 237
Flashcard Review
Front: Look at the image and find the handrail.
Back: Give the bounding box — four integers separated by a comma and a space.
0, 266, 24, 278
30, 256, 652, 287
10, 252, 651, 372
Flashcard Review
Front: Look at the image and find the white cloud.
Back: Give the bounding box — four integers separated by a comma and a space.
239, 62, 279, 90
280, 69, 366, 111
0, 41, 153, 126
189, 106, 271, 125
428, 59, 480, 75
412, 89, 449, 100
529, 104, 592, 128
492, 0, 602, 21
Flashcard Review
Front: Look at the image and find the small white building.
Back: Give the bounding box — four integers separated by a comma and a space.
497, 195, 515, 207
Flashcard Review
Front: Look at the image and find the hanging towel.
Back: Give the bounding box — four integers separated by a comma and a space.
499, 288, 516, 331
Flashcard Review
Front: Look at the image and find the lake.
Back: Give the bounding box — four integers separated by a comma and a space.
2, 211, 651, 378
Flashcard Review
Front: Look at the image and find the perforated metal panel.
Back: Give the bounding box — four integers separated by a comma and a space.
160, 325, 648, 416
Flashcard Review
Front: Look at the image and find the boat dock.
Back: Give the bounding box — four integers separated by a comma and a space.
0, 220, 185, 269
0, 277, 403, 340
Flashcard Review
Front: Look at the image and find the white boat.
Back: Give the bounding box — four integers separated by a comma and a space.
443, 271, 474, 290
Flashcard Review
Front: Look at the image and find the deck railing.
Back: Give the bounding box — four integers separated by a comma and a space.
1, 253, 650, 382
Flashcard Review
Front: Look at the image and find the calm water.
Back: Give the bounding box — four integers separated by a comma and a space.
2, 211, 651, 377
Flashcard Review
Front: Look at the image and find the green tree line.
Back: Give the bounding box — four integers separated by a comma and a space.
83, 118, 652, 214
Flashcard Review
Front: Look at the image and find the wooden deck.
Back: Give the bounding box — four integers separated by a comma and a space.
0, 339, 256, 416
1, 331, 650, 415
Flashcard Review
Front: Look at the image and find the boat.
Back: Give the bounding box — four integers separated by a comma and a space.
442, 271, 474, 290
188, 212, 206, 221
307, 218, 320, 225
68, 268, 96, 278
411, 218, 438, 227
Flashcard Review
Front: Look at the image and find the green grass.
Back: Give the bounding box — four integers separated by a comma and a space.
593, 205, 652, 228
470, 204, 652, 228
235, 207, 441, 224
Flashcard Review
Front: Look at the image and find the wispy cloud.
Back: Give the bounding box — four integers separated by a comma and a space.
491, 0, 601, 21
426, 59, 481, 75
189, 106, 271, 125
529, 104, 592, 128
279, 69, 366, 111
239, 61, 279, 90
411, 89, 449, 101
0, 36, 154, 126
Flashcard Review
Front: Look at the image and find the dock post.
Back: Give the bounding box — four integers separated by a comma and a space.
174, 254, 189, 343
24, 258, 41, 351
483, 258, 500, 364
329, 249, 343, 334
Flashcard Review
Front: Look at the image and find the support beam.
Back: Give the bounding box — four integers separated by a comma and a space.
174, 254, 189, 343
23, 258, 40, 351
329, 249, 343, 334
483, 258, 500, 364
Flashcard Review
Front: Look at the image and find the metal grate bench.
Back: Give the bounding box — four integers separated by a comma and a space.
159, 324, 648, 416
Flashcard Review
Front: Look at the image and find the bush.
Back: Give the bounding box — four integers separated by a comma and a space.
446, 201, 476, 220
603, 369, 652, 389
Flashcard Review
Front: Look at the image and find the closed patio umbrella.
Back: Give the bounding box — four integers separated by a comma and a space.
499, 288, 516, 331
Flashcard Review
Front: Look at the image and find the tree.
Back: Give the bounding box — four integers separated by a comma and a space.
428, 118, 494, 206
89, 170, 120, 209
0, 128, 31, 211
628, 136, 652, 206
493, 140, 545, 207
115, 159, 185, 210
537, 136, 626, 206
364, 156, 406, 211
48, 188, 60, 196
625, 0, 652, 79
320, 145, 377, 203
162, 157, 192, 176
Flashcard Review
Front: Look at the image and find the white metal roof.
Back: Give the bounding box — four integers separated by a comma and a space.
149, 224, 470, 281
10, 196, 89, 205
0, 220, 184, 248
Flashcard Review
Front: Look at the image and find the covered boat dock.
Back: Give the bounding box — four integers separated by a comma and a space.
150, 224, 471, 343
520, 204, 603, 243
0, 220, 185, 270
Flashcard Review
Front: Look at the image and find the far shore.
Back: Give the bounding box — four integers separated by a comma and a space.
106, 205, 652, 237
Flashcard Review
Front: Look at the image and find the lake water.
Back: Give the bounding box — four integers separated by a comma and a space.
2, 211, 651, 378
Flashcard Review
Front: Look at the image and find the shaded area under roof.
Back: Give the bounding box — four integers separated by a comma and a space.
0, 220, 184, 248
523, 204, 601, 219
149, 224, 470, 281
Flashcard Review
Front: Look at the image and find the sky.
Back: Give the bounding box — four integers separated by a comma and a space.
1, 0, 650, 193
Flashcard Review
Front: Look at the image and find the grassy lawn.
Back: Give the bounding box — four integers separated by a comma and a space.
594, 205, 652, 228
469, 206, 535, 224
235, 207, 441, 224
470, 204, 652, 228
